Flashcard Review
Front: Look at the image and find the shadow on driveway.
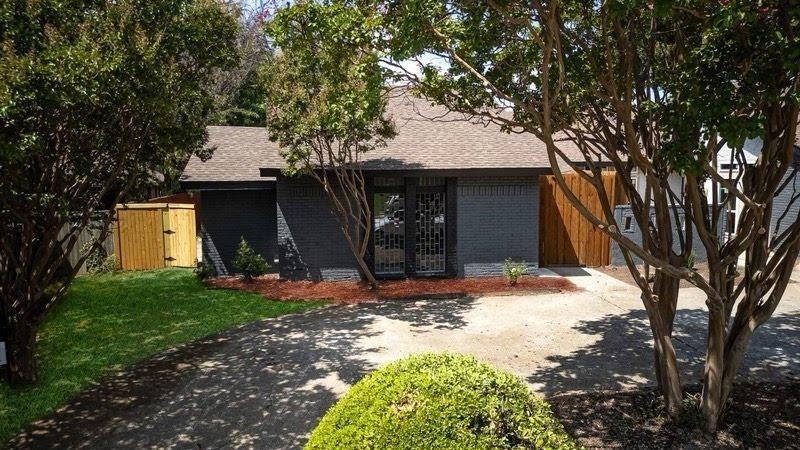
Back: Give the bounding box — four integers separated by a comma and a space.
10, 298, 477, 450
528, 308, 800, 393
9, 296, 799, 449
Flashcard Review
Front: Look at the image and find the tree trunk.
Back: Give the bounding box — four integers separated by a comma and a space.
649, 271, 684, 419
701, 302, 726, 432
5, 317, 39, 386
719, 318, 755, 410
338, 227, 379, 289
653, 332, 684, 418
356, 252, 379, 289
653, 270, 679, 333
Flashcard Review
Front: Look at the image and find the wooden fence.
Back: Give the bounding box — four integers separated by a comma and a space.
539, 171, 623, 267
59, 218, 115, 274
114, 203, 197, 270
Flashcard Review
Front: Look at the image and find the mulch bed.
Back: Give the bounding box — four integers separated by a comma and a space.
207, 275, 578, 304
550, 381, 800, 449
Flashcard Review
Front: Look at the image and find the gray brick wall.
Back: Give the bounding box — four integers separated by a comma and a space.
456, 176, 539, 276
200, 189, 277, 276
276, 176, 361, 280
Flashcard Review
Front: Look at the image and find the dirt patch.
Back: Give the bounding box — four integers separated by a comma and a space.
207, 276, 578, 304
550, 381, 800, 449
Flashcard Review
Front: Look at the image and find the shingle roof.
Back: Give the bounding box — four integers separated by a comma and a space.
181, 127, 281, 183
181, 93, 588, 183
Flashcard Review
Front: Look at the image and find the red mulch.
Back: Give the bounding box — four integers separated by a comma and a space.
207, 276, 578, 304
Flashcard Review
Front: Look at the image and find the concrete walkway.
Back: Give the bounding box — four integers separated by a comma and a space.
10, 270, 800, 449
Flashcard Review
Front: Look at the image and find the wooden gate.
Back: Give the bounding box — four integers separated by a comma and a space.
114, 203, 197, 270
539, 172, 621, 267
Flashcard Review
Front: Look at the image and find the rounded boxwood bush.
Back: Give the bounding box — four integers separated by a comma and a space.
306, 353, 578, 449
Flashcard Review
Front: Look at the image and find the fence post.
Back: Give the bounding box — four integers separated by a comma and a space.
162, 204, 172, 268
114, 208, 123, 270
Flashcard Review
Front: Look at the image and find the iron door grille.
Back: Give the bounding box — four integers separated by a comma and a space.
373, 193, 405, 275
415, 192, 446, 274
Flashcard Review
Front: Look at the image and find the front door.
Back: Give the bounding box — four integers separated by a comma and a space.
414, 192, 446, 274
373, 192, 405, 276
372, 179, 448, 277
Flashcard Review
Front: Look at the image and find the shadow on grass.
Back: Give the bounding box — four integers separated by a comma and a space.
9, 297, 477, 449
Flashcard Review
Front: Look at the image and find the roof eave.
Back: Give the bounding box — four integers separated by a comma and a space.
181, 179, 276, 191
260, 165, 600, 179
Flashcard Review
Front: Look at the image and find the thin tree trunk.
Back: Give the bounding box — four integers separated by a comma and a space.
337, 222, 378, 289
5, 313, 39, 386
701, 302, 726, 432
653, 270, 679, 333
719, 318, 755, 410
649, 271, 683, 419
652, 330, 684, 419
357, 253, 379, 289
340, 230, 378, 289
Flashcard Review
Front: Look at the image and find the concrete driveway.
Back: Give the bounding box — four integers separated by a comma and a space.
11, 269, 800, 449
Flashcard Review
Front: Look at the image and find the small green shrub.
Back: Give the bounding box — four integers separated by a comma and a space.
81, 241, 117, 273
503, 258, 527, 286
686, 250, 697, 269
194, 259, 216, 280
232, 237, 269, 282
306, 353, 578, 450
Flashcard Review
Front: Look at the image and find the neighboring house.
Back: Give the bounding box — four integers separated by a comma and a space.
181, 93, 595, 279
612, 136, 800, 265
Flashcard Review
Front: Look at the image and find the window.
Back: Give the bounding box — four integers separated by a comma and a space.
623, 215, 634, 232
630, 167, 639, 190
373, 193, 405, 275
720, 187, 737, 238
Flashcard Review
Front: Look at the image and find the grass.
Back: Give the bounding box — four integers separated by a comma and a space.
0, 268, 326, 444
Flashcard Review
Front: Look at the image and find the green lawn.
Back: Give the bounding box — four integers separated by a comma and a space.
0, 268, 326, 444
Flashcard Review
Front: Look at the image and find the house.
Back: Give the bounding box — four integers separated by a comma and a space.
181, 92, 800, 278
612, 136, 800, 265
181, 93, 597, 279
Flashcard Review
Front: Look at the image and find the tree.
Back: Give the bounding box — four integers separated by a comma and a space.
374, 0, 798, 430
211, 0, 274, 126
0, 0, 238, 385
263, 2, 395, 288
214, 62, 270, 126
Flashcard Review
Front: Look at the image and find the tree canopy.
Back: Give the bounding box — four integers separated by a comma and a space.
264, 1, 394, 171
263, 1, 395, 286
0, 0, 238, 384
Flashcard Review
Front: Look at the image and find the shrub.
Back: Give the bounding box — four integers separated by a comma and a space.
306, 353, 578, 450
81, 241, 117, 273
194, 259, 216, 280
687, 250, 697, 270
503, 258, 527, 286
232, 237, 269, 282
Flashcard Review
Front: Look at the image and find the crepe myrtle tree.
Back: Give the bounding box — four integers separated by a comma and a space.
0, 0, 238, 385
368, 0, 799, 431
263, 2, 396, 288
